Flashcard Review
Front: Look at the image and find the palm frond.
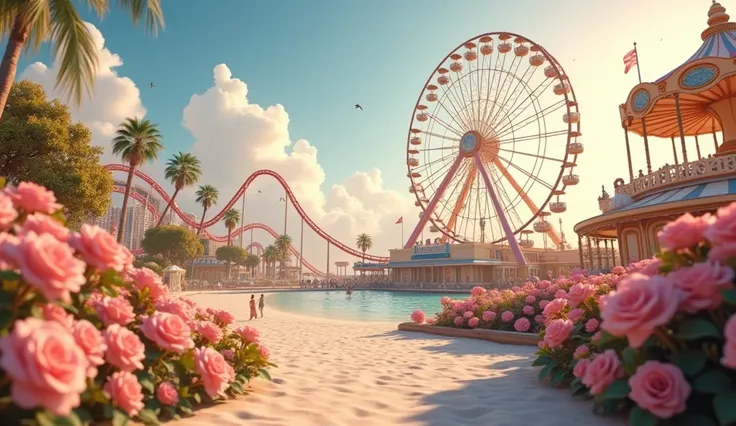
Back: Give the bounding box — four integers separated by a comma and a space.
116, 0, 165, 35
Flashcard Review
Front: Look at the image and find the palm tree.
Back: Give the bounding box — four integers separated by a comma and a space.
195, 185, 218, 236
222, 209, 240, 246
274, 234, 292, 279
112, 117, 163, 243
263, 245, 278, 278
245, 254, 260, 278
157, 152, 202, 226
356, 233, 373, 264
0, 1, 165, 121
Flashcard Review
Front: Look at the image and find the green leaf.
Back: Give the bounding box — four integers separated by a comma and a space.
144, 346, 161, 362
677, 318, 721, 340
672, 412, 718, 426
723, 289, 736, 305
112, 408, 129, 426
35, 411, 83, 426
258, 368, 272, 382
179, 352, 195, 370
135, 371, 155, 393
532, 355, 552, 367
692, 370, 733, 394
602, 379, 631, 400
0, 309, 13, 329
136, 408, 160, 425
538, 363, 554, 381
570, 378, 586, 396
714, 392, 736, 425
629, 406, 658, 426
192, 392, 202, 404
230, 381, 245, 394
622, 347, 642, 375
671, 349, 707, 377
550, 368, 567, 387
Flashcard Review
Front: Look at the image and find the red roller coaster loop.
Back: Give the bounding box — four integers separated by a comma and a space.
111, 186, 326, 277
245, 242, 264, 255
105, 164, 389, 263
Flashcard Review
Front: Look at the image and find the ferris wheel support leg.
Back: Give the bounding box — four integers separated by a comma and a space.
474, 153, 527, 266
404, 154, 465, 249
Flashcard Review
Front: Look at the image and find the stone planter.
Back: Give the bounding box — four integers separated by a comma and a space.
397, 322, 539, 346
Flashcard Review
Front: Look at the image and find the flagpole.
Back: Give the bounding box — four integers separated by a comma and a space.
401, 222, 404, 247
633, 42, 642, 84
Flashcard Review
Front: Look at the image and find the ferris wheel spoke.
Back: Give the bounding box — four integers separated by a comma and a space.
425, 113, 466, 138
493, 79, 557, 137
415, 152, 459, 187
495, 99, 566, 140
462, 63, 478, 130
443, 166, 476, 240
474, 153, 525, 264
497, 146, 565, 163
446, 75, 476, 130
488, 64, 539, 132
483, 54, 510, 138
422, 131, 461, 144
487, 62, 532, 134
485, 56, 523, 130
497, 129, 569, 145
435, 161, 472, 219
496, 154, 555, 191
432, 90, 473, 134
438, 77, 474, 131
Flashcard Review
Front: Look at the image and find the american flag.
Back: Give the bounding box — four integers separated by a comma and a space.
623, 48, 638, 74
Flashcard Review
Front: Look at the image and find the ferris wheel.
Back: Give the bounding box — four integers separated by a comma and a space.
405, 32, 583, 264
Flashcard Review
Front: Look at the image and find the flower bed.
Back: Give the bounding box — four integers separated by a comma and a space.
412, 205, 736, 426
0, 180, 274, 425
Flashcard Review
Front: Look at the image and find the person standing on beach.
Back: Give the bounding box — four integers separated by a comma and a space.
258, 294, 265, 318
249, 295, 257, 320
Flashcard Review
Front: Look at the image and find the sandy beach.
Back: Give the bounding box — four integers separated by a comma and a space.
177, 291, 625, 426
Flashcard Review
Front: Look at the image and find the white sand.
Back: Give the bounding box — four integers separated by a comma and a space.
176, 291, 626, 426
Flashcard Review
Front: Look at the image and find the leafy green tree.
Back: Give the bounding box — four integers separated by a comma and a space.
356, 233, 373, 264
132, 253, 170, 271
0, 80, 113, 227
195, 184, 218, 236
222, 208, 240, 246
140, 225, 203, 266
157, 152, 201, 226
244, 253, 260, 278
0, 0, 165, 121
215, 245, 247, 279
112, 117, 163, 243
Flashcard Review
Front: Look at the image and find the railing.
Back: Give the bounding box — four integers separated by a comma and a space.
614, 153, 736, 199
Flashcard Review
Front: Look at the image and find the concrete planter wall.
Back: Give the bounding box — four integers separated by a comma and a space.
397, 322, 539, 346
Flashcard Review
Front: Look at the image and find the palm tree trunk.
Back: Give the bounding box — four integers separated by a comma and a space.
117, 165, 137, 243
157, 188, 180, 226
227, 229, 232, 246
0, 15, 30, 122
196, 206, 208, 236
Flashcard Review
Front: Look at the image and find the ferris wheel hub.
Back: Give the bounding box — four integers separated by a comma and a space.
459, 131, 500, 162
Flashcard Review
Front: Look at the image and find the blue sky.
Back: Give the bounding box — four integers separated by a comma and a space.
14, 0, 720, 260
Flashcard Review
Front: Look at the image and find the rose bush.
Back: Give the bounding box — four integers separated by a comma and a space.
0, 179, 275, 425
415, 204, 736, 425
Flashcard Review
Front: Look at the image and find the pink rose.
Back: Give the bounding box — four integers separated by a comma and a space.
539, 300, 550, 310
659, 212, 713, 250
453, 316, 464, 327
601, 273, 678, 348
0, 192, 17, 229
534, 315, 544, 324
568, 308, 584, 324
156, 381, 180, 406
669, 261, 734, 313
468, 317, 480, 328
629, 361, 690, 418
129, 267, 167, 299
1, 231, 85, 302
95, 296, 135, 326
482, 311, 496, 322
707, 242, 736, 263
542, 298, 568, 321
554, 290, 567, 299
72, 320, 106, 378
471, 286, 486, 296
463, 311, 474, 319
525, 295, 536, 304
104, 324, 145, 372
235, 326, 260, 343
567, 283, 596, 307
411, 309, 425, 324
573, 345, 590, 360
723, 315, 736, 369
612, 266, 626, 275
585, 318, 600, 333
194, 347, 233, 398
215, 309, 236, 324
543, 319, 574, 348
104, 371, 144, 417
582, 350, 624, 395
220, 349, 235, 361
440, 296, 452, 305
537, 340, 548, 350
70, 225, 126, 272
197, 321, 224, 344
6, 182, 62, 213
523, 305, 535, 315
706, 204, 736, 245
514, 317, 531, 332
155, 297, 193, 321
140, 312, 194, 353
501, 311, 514, 322
258, 344, 270, 360
42, 304, 73, 328
19, 213, 70, 241
0, 318, 87, 415
592, 331, 602, 342
573, 358, 590, 379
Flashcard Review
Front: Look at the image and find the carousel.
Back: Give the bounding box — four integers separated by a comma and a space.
575, 1, 736, 266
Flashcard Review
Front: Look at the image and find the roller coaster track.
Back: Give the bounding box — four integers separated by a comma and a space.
111, 185, 327, 277
105, 164, 389, 262
245, 242, 264, 255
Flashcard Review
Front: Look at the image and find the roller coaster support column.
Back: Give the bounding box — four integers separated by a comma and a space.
239, 193, 246, 248
283, 193, 288, 237
404, 155, 464, 248
299, 218, 304, 281
326, 241, 330, 278
474, 153, 526, 266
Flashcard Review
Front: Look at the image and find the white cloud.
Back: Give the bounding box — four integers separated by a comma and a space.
174, 64, 421, 268
20, 22, 146, 164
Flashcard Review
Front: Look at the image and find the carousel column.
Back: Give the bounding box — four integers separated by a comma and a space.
713, 119, 720, 151
587, 236, 595, 271
695, 135, 702, 160
674, 93, 689, 163
578, 233, 585, 269
610, 239, 616, 267
641, 118, 653, 174
596, 238, 602, 270
670, 137, 679, 165
603, 240, 610, 268
624, 125, 635, 181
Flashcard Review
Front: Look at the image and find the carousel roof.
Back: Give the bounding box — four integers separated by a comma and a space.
616, 177, 736, 212
623, 2, 736, 138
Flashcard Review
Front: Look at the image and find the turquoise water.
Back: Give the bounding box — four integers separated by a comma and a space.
266, 290, 466, 322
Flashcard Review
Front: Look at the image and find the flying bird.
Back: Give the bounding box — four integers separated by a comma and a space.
257, 190, 262, 194
279, 197, 285, 201
355, 104, 363, 111
150, 82, 155, 88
